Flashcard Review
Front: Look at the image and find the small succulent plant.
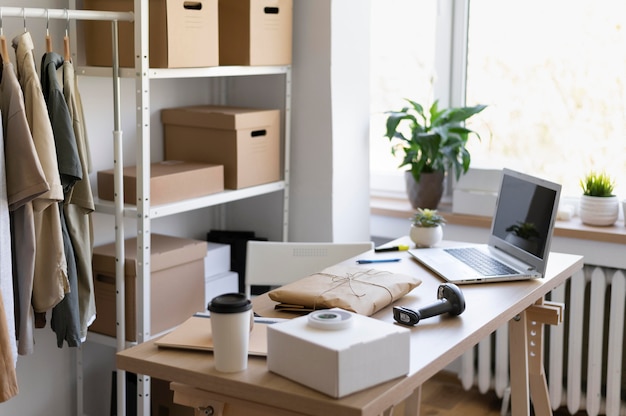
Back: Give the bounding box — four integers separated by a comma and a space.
411, 208, 446, 228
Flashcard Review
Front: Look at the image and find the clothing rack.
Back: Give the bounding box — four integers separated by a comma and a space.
1, 6, 134, 416
0, 6, 132, 22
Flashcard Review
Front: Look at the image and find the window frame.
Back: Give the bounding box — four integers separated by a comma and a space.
370, 0, 471, 199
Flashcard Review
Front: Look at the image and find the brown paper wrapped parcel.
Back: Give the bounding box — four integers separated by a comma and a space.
267, 265, 422, 316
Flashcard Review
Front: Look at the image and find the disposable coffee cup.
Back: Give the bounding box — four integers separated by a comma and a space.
207, 293, 252, 372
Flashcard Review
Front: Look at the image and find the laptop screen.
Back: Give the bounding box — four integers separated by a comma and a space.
490, 169, 561, 267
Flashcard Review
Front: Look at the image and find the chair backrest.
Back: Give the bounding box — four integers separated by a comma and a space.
244, 240, 374, 298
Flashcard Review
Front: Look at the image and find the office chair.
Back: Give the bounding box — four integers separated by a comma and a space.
244, 240, 374, 298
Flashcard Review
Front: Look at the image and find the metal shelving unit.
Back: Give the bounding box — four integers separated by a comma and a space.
94, 180, 287, 219
74, 1, 292, 415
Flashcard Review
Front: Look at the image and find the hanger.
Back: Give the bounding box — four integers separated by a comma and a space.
0, 8, 9, 65
63, 9, 71, 62
45, 9, 53, 53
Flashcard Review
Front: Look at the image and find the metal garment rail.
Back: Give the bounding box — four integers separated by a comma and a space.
0, 6, 134, 416
0, 6, 132, 22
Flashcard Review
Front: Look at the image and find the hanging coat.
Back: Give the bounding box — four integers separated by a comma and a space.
0, 293, 18, 403
0, 117, 16, 375
0, 59, 49, 356
62, 59, 96, 341
12, 32, 68, 316
40, 51, 82, 348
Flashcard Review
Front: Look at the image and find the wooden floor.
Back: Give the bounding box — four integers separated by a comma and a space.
420, 371, 583, 416
420, 371, 504, 416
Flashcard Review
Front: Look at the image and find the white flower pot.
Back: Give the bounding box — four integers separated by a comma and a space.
410, 224, 443, 248
579, 195, 619, 226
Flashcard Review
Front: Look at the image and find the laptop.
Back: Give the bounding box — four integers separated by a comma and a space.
409, 168, 561, 284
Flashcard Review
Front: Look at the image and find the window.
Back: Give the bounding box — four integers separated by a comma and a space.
369, 0, 438, 195
371, 0, 626, 199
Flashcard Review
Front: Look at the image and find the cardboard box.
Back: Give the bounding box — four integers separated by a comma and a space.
267, 309, 410, 398
91, 234, 208, 341
97, 160, 224, 206
205, 271, 239, 305
162, 106, 281, 189
82, 0, 219, 68
219, 0, 293, 66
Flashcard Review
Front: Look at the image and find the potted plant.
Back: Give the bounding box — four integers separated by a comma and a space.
579, 171, 619, 226
384, 99, 487, 209
410, 208, 446, 247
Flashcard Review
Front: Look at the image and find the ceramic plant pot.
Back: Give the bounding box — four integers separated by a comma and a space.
405, 171, 445, 210
410, 224, 443, 248
579, 195, 619, 226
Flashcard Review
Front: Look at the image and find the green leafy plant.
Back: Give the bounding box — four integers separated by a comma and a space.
384, 99, 487, 182
580, 171, 615, 197
411, 208, 446, 228
506, 221, 540, 240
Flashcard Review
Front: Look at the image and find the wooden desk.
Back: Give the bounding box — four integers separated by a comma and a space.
116, 237, 583, 416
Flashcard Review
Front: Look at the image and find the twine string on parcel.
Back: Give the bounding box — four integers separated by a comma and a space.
268, 265, 422, 316
313, 269, 394, 310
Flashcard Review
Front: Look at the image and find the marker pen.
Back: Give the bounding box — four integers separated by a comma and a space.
356, 258, 402, 264
374, 244, 410, 253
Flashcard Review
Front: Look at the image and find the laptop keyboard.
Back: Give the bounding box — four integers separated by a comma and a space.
444, 247, 518, 276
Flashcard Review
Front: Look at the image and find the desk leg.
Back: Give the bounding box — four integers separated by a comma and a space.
509, 300, 563, 416
402, 385, 421, 416
509, 311, 531, 416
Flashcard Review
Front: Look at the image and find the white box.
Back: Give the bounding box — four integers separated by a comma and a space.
204, 243, 231, 277
452, 189, 498, 216
453, 168, 500, 216
455, 168, 501, 192
267, 309, 410, 398
205, 271, 239, 305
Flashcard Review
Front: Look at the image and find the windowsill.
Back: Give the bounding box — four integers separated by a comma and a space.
370, 196, 626, 245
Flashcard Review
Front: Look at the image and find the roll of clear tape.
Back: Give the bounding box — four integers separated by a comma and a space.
307, 309, 354, 330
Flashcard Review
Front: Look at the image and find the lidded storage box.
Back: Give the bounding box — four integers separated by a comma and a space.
162, 105, 281, 189
97, 160, 224, 206
219, 0, 293, 65
91, 234, 207, 341
82, 0, 219, 68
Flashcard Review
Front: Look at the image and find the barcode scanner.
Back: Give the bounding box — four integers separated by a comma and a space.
393, 283, 466, 326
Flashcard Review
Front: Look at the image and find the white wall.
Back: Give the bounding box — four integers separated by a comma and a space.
1, 0, 372, 415
286, 0, 372, 243
330, 1, 371, 242
224, 0, 373, 243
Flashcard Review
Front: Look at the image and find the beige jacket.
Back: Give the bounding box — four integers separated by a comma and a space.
13, 32, 68, 313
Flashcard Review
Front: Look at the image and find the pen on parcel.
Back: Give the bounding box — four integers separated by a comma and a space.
357, 258, 401, 264
374, 245, 410, 253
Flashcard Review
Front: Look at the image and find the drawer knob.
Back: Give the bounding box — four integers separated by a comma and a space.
197, 406, 214, 416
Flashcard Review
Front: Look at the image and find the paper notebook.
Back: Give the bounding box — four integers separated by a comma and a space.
155, 314, 283, 356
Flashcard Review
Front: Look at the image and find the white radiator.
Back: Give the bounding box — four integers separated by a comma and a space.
460, 265, 626, 415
